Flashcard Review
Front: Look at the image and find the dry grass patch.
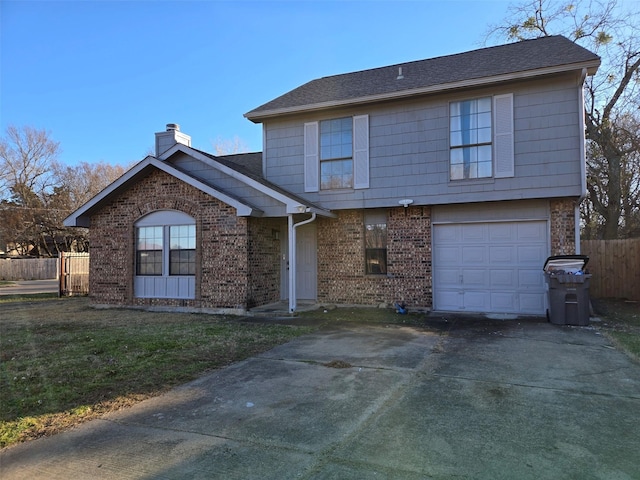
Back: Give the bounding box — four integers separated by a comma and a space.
0, 297, 313, 448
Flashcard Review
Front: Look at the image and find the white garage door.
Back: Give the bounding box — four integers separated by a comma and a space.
433, 221, 548, 314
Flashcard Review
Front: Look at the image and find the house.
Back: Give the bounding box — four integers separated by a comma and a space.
64, 35, 600, 316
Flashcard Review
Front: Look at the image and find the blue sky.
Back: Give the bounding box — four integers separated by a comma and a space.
1, 0, 541, 166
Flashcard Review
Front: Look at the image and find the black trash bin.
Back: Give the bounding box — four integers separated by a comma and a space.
543, 255, 591, 326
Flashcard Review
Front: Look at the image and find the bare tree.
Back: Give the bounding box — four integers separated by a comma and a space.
487, 0, 640, 238
211, 136, 250, 156
0, 125, 130, 255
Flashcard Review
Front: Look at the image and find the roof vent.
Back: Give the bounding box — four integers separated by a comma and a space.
396, 67, 404, 80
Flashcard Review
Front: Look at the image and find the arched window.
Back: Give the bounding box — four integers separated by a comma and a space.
134, 211, 196, 299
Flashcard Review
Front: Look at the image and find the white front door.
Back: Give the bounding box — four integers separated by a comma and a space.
281, 222, 317, 301
433, 221, 548, 314
296, 223, 317, 300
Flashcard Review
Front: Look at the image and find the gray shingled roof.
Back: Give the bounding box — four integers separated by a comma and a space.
245, 35, 599, 121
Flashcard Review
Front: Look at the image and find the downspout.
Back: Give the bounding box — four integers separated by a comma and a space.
576, 67, 588, 253
288, 211, 317, 313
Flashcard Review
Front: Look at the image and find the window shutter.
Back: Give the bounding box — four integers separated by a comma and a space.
353, 115, 370, 189
494, 94, 514, 178
304, 122, 319, 192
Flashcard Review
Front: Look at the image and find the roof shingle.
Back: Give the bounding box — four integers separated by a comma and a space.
245, 35, 599, 121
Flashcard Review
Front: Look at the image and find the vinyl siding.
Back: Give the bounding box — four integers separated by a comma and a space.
262, 74, 583, 210
169, 153, 286, 216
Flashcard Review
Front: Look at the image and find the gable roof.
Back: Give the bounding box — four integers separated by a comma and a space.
64, 146, 335, 228
245, 35, 600, 122
64, 157, 263, 227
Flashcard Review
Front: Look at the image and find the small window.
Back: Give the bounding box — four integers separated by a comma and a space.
365, 210, 387, 275
169, 225, 196, 275
450, 97, 492, 180
320, 117, 353, 189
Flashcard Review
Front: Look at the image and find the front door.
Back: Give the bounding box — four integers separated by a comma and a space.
296, 223, 317, 300
281, 222, 317, 301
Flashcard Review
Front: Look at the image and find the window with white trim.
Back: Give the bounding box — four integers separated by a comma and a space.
136, 224, 195, 276
134, 210, 196, 299
320, 117, 353, 190
450, 97, 493, 180
304, 115, 369, 192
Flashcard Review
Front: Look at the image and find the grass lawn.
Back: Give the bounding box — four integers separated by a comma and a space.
1, 296, 637, 450
592, 298, 640, 361
0, 297, 314, 448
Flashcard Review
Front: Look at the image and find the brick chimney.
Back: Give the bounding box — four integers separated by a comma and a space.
155, 123, 191, 157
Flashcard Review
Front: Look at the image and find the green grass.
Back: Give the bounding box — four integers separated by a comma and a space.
0, 297, 314, 448
0, 293, 58, 303
592, 298, 640, 361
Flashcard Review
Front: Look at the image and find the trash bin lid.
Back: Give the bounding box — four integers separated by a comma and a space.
543, 255, 589, 273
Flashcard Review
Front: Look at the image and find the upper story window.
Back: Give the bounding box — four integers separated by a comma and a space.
320, 117, 353, 190
450, 97, 493, 180
135, 211, 196, 277
364, 210, 387, 275
304, 115, 369, 193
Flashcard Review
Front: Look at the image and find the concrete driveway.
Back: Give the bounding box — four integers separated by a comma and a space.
1, 316, 639, 479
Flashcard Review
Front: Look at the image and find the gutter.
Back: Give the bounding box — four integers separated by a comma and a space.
288, 210, 317, 313
576, 67, 588, 253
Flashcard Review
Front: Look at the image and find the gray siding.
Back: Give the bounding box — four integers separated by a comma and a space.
169, 153, 287, 216
263, 74, 583, 211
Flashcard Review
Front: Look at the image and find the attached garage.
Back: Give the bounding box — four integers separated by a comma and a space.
432, 201, 550, 315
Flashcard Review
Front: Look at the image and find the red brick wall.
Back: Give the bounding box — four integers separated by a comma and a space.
317, 206, 432, 308
89, 168, 278, 310
550, 198, 577, 255
247, 218, 283, 308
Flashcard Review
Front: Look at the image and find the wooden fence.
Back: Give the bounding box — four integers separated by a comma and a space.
581, 239, 640, 301
59, 252, 90, 296
0, 258, 58, 280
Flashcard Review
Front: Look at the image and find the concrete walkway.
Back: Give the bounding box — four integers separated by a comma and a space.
1, 317, 639, 479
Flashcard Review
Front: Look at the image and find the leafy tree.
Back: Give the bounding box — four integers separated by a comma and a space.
487, 0, 640, 238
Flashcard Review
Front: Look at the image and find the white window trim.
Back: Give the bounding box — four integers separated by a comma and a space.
304, 115, 370, 192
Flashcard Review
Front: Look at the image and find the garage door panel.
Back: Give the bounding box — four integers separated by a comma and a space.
490, 269, 514, 287
462, 246, 486, 264
517, 222, 546, 241
434, 245, 461, 265
519, 293, 545, 313
490, 246, 516, 263
519, 269, 545, 288
463, 269, 487, 287
518, 245, 547, 265
437, 268, 460, 287
489, 223, 515, 241
491, 292, 517, 311
464, 291, 490, 310
462, 224, 487, 241
433, 220, 548, 315
435, 290, 463, 311
434, 225, 460, 242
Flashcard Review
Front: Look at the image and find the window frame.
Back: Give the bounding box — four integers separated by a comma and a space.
319, 117, 354, 190
364, 210, 388, 275
449, 96, 493, 181
135, 211, 196, 278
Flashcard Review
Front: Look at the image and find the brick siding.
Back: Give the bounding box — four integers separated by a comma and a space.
550, 198, 577, 255
89, 168, 279, 310
317, 206, 432, 308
